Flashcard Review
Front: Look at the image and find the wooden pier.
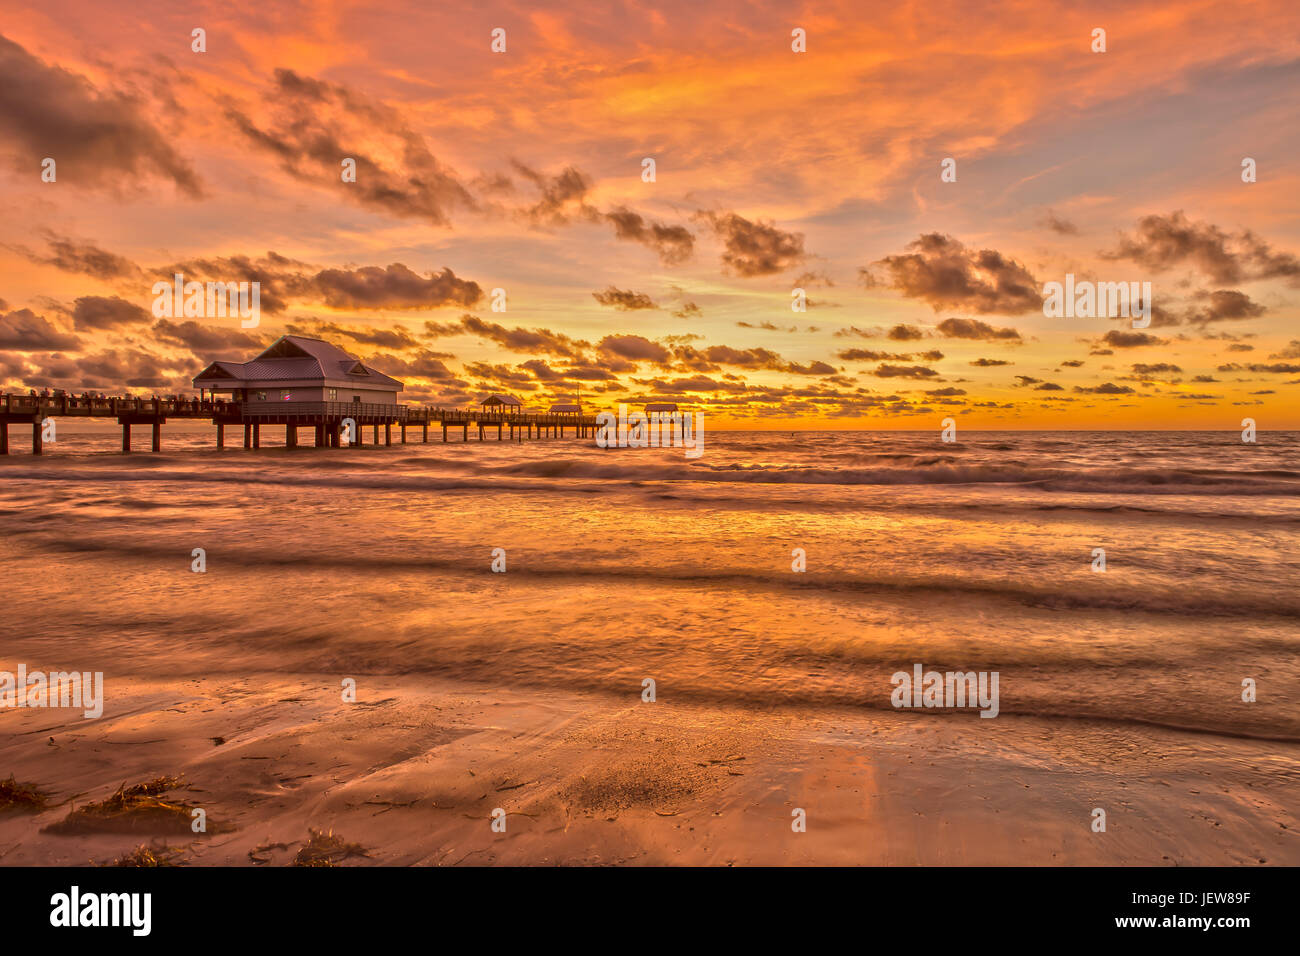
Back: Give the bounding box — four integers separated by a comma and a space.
0, 393, 601, 454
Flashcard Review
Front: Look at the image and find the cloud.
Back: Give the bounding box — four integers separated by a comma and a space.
226, 69, 474, 226
1130, 363, 1182, 375
1183, 289, 1266, 325
70, 295, 150, 331
970, 357, 1012, 366
603, 206, 695, 266
0, 35, 202, 196
696, 211, 806, 276
872, 364, 940, 379
0, 308, 79, 350
1217, 362, 1300, 374
1268, 340, 1300, 360
1040, 212, 1079, 235
592, 287, 657, 311
888, 324, 925, 341
838, 348, 942, 362
283, 319, 422, 351
156, 255, 480, 314
151, 319, 264, 355
511, 162, 593, 225
935, 317, 1022, 341
364, 349, 466, 384
30, 349, 199, 390
597, 334, 671, 363
865, 233, 1041, 314
445, 314, 590, 360
1100, 330, 1166, 348
24, 233, 142, 280
1101, 211, 1300, 286
310, 264, 481, 310
1073, 382, 1135, 394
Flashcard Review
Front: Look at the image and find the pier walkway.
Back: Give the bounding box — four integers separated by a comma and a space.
0, 393, 601, 454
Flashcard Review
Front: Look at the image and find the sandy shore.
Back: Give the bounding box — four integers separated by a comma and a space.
1, 673, 1294, 866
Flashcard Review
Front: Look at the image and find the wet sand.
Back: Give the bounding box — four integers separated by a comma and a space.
2, 673, 1293, 866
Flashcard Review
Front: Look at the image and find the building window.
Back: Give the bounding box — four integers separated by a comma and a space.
255, 390, 267, 401
328, 388, 337, 401
280, 390, 291, 401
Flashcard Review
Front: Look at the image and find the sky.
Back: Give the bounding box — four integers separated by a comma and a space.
1, 0, 1298, 428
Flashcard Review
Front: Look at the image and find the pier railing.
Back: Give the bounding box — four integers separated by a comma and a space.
0, 391, 604, 453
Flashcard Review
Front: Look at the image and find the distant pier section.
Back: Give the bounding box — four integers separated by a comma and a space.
0, 335, 600, 454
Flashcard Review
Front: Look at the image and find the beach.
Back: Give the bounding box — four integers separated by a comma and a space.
1, 425, 1297, 865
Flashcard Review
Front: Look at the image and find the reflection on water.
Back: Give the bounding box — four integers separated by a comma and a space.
1, 426, 1296, 741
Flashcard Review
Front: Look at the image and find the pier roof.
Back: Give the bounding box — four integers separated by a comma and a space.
194, 336, 403, 390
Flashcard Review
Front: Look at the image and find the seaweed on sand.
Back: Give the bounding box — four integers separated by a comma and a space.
43, 775, 196, 835
291, 829, 370, 867
0, 775, 48, 813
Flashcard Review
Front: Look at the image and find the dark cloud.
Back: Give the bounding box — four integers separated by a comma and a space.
443, 314, 590, 360
155, 255, 479, 314
1183, 289, 1266, 325
784, 360, 836, 376
1100, 330, 1166, 348
25, 233, 142, 280
1217, 362, 1300, 374
283, 319, 422, 351
695, 211, 806, 277
364, 349, 466, 384
839, 348, 942, 362
511, 162, 593, 225
970, 357, 1012, 366
872, 364, 940, 379
0, 308, 79, 350
1073, 382, 1135, 394
151, 319, 264, 356
226, 69, 474, 226
936, 317, 1023, 341
0, 34, 202, 196
597, 334, 671, 364
70, 295, 150, 331
1040, 212, 1079, 235
865, 233, 1041, 314
888, 324, 925, 341
592, 287, 657, 311
311, 264, 481, 310
1101, 211, 1300, 286
27, 349, 198, 390
1131, 363, 1182, 375
603, 206, 695, 266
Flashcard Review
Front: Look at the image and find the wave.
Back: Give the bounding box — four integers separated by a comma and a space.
7, 457, 1300, 496
22, 536, 1300, 619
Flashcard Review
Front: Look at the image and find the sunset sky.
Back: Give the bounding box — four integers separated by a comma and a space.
1, 0, 1298, 427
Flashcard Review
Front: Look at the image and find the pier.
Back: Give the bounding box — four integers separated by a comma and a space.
0, 393, 601, 454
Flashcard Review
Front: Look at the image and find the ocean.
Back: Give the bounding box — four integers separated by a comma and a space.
2, 423, 1296, 747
